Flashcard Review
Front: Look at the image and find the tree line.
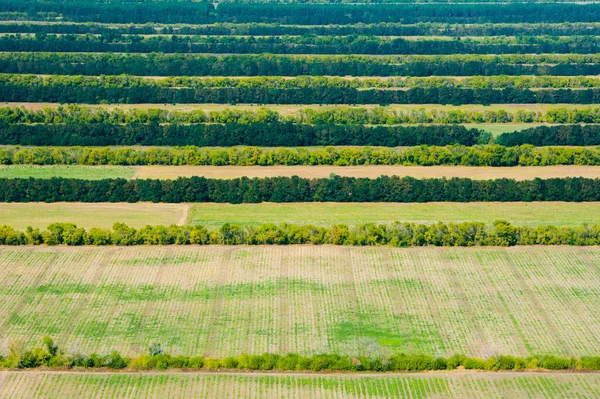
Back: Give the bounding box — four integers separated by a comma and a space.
0, 122, 485, 147
3, 337, 598, 371
4, 1, 600, 24
6, 34, 600, 55
2, 176, 600, 203
4, 220, 600, 247
5, 144, 600, 167
2, 52, 598, 77
4, 83, 600, 105
4, 22, 600, 38
6, 74, 600, 90
496, 125, 600, 146
5, 104, 600, 125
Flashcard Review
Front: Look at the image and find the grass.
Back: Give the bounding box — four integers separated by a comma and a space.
189, 202, 600, 228
1, 372, 600, 399
0, 165, 135, 180
0, 203, 187, 229
1, 245, 599, 358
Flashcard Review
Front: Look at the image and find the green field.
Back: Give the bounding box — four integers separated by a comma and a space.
1, 371, 599, 399
0, 165, 135, 180
0, 203, 186, 229
1, 245, 599, 358
190, 202, 600, 228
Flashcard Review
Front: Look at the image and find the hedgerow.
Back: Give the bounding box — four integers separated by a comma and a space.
3, 221, 600, 247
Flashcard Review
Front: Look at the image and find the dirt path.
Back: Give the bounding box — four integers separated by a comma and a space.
176, 204, 191, 225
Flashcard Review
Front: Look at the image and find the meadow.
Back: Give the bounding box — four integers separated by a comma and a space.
1, 245, 599, 358
0, 371, 599, 399
0, 165, 134, 180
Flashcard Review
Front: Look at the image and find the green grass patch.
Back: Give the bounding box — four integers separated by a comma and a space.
0, 165, 135, 180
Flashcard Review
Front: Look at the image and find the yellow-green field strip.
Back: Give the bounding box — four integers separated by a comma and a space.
1, 202, 600, 229
3, 165, 600, 181
0, 371, 599, 399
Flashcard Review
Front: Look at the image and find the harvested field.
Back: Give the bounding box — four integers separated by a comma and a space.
0, 165, 135, 180
0, 203, 187, 229
1, 246, 599, 358
190, 202, 600, 228
1, 371, 600, 399
134, 165, 600, 180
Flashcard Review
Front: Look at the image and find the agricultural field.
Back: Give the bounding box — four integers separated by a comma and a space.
4, 165, 600, 180
0, 203, 187, 230
1, 371, 600, 399
189, 202, 600, 228
1, 245, 599, 358
2, 0, 600, 395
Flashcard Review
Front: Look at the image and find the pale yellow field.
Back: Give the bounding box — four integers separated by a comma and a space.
133, 165, 600, 180
0, 203, 187, 229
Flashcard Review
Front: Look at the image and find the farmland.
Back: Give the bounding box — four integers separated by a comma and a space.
1, 245, 599, 358
1, 371, 600, 399
2, 0, 600, 395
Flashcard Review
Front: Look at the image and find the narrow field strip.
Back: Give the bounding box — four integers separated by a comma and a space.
0, 165, 135, 180
1, 246, 599, 358
133, 165, 600, 180
188, 202, 600, 228
0, 203, 186, 230
1, 371, 600, 399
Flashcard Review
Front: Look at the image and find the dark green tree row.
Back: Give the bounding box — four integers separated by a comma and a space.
0, 122, 483, 146
4, 22, 600, 37
6, 34, 600, 55
3, 336, 598, 372
496, 125, 600, 146
6, 220, 600, 247
4, 1, 600, 24
4, 83, 600, 105
2, 176, 600, 203
2, 53, 598, 77
5, 145, 600, 167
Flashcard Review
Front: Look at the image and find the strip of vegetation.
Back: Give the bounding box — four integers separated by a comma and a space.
3, 79, 599, 105
1, 337, 599, 371
0, 123, 484, 146
6, 74, 600, 90
4, 104, 599, 125
5, 34, 600, 55
3, 1, 600, 24
2, 53, 597, 77
5, 145, 600, 167
2, 176, 600, 203
4, 21, 600, 37
496, 125, 600, 146
5, 220, 600, 246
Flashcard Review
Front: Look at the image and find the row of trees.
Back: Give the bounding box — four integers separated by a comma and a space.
5, 104, 600, 125
2, 176, 600, 203
496, 125, 600, 146
5, 22, 600, 38
7, 34, 600, 55
7, 74, 600, 90
4, 1, 600, 24
4, 337, 597, 371
5, 144, 600, 167
2, 52, 598, 77
4, 84, 600, 105
0, 123, 484, 146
